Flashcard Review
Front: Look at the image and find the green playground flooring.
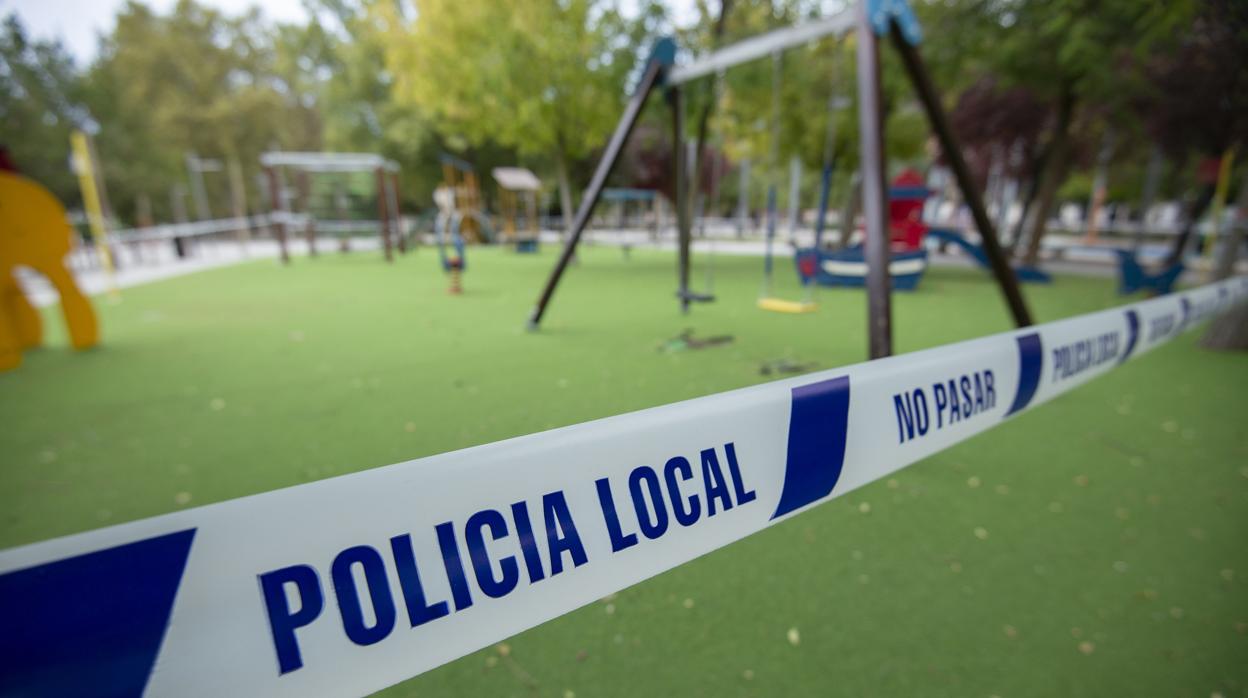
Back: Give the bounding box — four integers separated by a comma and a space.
2, 247, 1246, 697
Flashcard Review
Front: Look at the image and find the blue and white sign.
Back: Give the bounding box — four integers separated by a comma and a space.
2, 276, 1245, 697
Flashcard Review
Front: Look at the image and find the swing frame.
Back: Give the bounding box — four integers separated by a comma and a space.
260, 151, 402, 264
527, 0, 1033, 359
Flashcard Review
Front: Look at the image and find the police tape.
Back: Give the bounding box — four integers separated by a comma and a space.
1, 276, 1245, 697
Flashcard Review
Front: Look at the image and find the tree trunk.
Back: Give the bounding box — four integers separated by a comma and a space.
227, 155, 252, 254
554, 146, 575, 239
1134, 145, 1165, 251
1083, 129, 1114, 242
690, 1, 732, 240
1005, 155, 1044, 255
1200, 302, 1248, 351
839, 170, 861, 248
1019, 157, 1066, 265
1019, 84, 1076, 266
1166, 183, 1216, 266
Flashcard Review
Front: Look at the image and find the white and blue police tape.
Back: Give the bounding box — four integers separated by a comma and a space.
2, 276, 1245, 697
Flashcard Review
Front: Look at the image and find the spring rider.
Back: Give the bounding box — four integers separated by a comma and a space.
433, 186, 467, 295
0, 171, 99, 370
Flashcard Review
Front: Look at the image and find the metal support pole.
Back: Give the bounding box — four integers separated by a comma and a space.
390, 171, 406, 254
527, 191, 539, 236
764, 184, 778, 293
787, 155, 802, 239
671, 85, 693, 314
856, 1, 893, 359
297, 170, 316, 257
1135, 146, 1164, 251
375, 167, 393, 263
888, 22, 1033, 328
85, 134, 118, 270
265, 166, 289, 264
186, 151, 212, 221
840, 170, 861, 248
814, 164, 833, 249
762, 51, 784, 298
227, 157, 251, 257
528, 59, 667, 329
171, 184, 188, 225
814, 83, 843, 250
668, 9, 855, 85
334, 178, 351, 254
736, 159, 750, 238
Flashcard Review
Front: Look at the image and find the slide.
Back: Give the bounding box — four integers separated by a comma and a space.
927, 227, 1052, 283
1114, 249, 1183, 296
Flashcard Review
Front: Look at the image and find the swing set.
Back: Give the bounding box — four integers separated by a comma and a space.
260, 151, 403, 264
527, 0, 1033, 359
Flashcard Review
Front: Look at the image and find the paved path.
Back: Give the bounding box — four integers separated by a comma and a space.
18, 238, 366, 308
19, 228, 1237, 308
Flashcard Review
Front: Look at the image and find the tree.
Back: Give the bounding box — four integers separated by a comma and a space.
1134, 0, 1248, 265
295, 0, 443, 206
83, 0, 324, 224
383, 0, 665, 228
707, 1, 850, 189
948, 76, 1054, 247
926, 0, 1196, 264
0, 15, 86, 204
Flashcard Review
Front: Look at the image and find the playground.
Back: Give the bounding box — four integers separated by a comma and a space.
2, 246, 1245, 697
4, 0, 1248, 694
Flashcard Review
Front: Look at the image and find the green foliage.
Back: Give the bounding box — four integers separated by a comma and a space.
385, 0, 655, 162
3, 0, 445, 224
0, 16, 85, 203
306, 0, 444, 202
703, 1, 850, 174
82, 0, 315, 223
939, 0, 1196, 108
685, 0, 928, 210
0, 0, 1232, 227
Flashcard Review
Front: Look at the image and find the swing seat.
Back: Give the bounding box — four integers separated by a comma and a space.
757, 297, 817, 314
676, 290, 716, 303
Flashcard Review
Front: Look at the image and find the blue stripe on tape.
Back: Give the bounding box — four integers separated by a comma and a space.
1119, 310, 1140, 365
0, 528, 196, 697
1005, 333, 1042, 417
771, 376, 851, 519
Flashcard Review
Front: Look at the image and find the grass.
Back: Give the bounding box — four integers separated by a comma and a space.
1, 245, 1246, 697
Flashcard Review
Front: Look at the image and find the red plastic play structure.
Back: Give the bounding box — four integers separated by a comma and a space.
886, 169, 929, 251
795, 168, 931, 290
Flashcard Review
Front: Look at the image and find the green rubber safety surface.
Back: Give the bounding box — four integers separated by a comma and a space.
2, 246, 1245, 697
